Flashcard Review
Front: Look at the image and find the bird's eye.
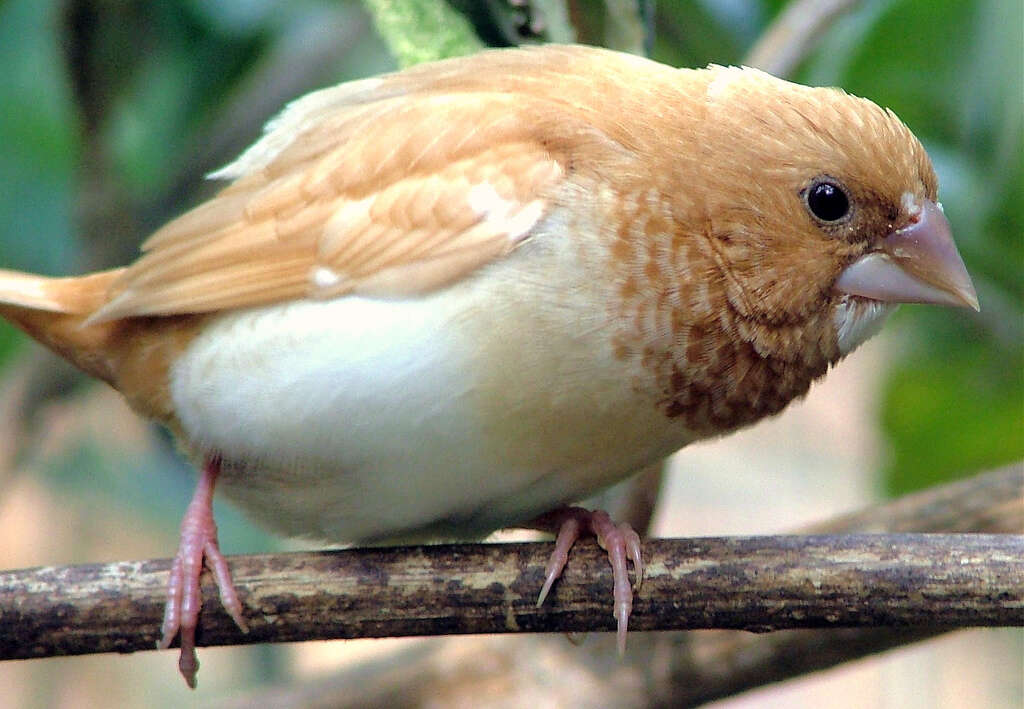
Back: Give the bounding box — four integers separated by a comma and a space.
805, 180, 851, 222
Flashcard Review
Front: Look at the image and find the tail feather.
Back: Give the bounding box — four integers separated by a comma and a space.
0, 268, 126, 383
0, 268, 123, 314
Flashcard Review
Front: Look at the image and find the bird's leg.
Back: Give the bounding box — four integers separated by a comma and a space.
158, 457, 247, 688
528, 506, 643, 654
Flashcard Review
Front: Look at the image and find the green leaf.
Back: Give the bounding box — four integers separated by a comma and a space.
881, 337, 1024, 494
363, 0, 483, 66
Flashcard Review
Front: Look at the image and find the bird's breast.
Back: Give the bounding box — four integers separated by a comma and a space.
167, 239, 695, 543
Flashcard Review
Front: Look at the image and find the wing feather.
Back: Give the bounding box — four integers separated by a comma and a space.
86, 46, 660, 323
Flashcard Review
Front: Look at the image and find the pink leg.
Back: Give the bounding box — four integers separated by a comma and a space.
529, 507, 643, 654
158, 458, 247, 688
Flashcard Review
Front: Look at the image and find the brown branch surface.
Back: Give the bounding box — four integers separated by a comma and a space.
658, 463, 1024, 706
744, 0, 861, 76
1, 532, 1021, 662
276, 466, 1021, 709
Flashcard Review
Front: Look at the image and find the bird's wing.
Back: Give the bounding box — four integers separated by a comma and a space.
88, 72, 569, 322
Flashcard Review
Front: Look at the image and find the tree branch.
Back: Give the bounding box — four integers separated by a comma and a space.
744, 0, 862, 76
656, 463, 1024, 706
1, 529, 1020, 661
217, 465, 1021, 708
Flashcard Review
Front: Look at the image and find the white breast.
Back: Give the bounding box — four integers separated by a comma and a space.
169, 241, 695, 543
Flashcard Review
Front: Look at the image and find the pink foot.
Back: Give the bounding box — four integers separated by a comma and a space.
529, 507, 643, 654
158, 458, 247, 688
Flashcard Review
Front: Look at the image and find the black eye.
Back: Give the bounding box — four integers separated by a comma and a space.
805, 180, 850, 222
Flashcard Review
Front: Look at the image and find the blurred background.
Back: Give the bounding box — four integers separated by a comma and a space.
0, 0, 1020, 707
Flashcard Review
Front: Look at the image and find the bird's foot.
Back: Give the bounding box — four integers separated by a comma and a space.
530, 506, 643, 654
158, 458, 247, 689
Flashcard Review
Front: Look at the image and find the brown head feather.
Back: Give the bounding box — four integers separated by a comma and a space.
580, 64, 938, 433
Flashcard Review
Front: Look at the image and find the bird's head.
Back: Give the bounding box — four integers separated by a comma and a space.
697, 66, 978, 360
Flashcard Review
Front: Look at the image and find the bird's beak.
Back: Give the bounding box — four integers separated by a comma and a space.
834, 199, 979, 310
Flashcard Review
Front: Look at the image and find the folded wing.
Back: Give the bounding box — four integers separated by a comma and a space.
89, 68, 569, 322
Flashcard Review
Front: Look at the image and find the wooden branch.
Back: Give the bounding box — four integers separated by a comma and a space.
201, 466, 1021, 708
656, 463, 1024, 706
1, 531, 1020, 661
744, 0, 862, 76
801, 463, 1024, 535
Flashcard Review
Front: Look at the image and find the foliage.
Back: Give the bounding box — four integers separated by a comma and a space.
363, 0, 482, 66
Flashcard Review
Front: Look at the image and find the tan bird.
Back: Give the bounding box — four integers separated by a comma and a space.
0, 44, 978, 687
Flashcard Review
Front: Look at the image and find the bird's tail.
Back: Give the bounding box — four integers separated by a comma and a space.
0, 268, 126, 383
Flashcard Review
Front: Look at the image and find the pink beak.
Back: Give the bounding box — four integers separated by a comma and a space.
835, 200, 979, 311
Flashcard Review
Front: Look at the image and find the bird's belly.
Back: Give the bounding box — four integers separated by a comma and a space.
168, 262, 693, 543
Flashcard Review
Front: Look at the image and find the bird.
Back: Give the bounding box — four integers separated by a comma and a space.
0, 44, 978, 688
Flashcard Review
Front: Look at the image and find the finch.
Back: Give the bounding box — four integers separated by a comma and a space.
0, 44, 977, 687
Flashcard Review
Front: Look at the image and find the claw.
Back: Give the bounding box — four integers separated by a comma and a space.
159, 458, 247, 689
529, 507, 643, 652
536, 516, 580, 608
